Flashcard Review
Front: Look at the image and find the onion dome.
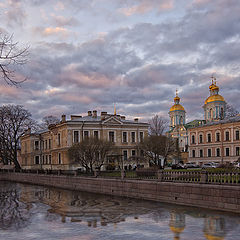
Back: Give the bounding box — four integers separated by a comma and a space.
170, 90, 185, 112
204, 77, 225, 105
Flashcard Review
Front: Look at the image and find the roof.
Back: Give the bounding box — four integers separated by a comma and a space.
169, 104, 185, 112
189, 115, 240, 129
204, 94, 225, 104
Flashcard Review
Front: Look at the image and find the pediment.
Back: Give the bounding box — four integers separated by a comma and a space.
102, 116, 123, 125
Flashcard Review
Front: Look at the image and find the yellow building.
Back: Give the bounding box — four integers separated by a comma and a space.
20, 110, 149, 170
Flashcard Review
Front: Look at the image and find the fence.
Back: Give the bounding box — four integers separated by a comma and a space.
0, 168, 239, 185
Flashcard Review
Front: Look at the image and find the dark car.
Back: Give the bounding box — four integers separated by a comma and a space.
172, 163, 184, 169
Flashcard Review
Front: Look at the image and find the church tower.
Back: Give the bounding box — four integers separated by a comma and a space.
169, 90, 186, 131
203, 76, 226, 122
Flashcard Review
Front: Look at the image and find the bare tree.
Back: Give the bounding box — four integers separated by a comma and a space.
0, 105, 35, 169
225, 104, 239, 118
139, 135, 175, 168
149, 115, 168, 136
39, 115, 60, 129
0, 32, 29, 85
68, 137, 112, 172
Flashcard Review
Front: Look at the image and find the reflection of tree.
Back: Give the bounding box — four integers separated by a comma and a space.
169, 211, 185, 240
0, 184, 30, 230
204, 216, 225, 240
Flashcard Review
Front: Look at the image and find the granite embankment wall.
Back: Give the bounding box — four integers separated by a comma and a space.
1, 172, 240, 213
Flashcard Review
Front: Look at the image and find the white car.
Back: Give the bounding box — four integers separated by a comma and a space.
202, 163, 216, 169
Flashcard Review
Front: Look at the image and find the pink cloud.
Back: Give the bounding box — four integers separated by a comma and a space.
119, 0, 174, 16
43, 27, 68, 36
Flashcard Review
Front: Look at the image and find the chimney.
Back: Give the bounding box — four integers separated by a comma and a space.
134, 118, 139, 122
88, 111, 92, 116
93, 110, 97, 118
101, 111, 107, 120
61, 114, 66, 122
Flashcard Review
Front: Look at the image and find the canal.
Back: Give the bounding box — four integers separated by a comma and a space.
0, 181, 239, 240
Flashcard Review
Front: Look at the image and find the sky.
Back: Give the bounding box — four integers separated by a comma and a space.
0, 0, 240, 123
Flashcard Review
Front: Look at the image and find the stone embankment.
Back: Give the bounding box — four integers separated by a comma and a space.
0, 172, 240, 213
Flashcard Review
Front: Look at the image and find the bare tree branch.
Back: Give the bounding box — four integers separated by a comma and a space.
149, 115, 168, 136
0, 33, 29, 86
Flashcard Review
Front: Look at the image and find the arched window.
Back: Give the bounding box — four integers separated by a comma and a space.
216, 132, 220, 142
192, 135, 195, 144
199, 134, 203, 144
207, 133, 211, 143
210, 108, 213, 119
225, 131, 230, 141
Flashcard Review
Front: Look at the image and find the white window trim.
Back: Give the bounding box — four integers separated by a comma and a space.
123, 150, 128, 160
93, 130, 100, 139
83, 130, 90, 139
139, 131, 144, 142
73, 130, 80, 143
224, 130, 231, 141
122, 131, 128, 143
216, 148, 221, 157
34, 140, 39, 150
108, 131, 116, 142
206, 131, 212, 143
131, 131, 136, 143
207, 148, 212, 157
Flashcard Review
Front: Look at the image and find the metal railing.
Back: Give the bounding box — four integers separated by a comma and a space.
0, 168, 239, 185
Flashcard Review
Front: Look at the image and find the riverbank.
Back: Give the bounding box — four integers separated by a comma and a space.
0, 171, 239, 213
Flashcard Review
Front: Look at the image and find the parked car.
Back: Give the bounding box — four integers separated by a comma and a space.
184, 162, 199, 168
201, 163, 216, 169
233, 162, 240, 168
171, 163, 184, 169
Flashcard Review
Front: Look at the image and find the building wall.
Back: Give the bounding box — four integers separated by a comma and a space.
20, 114, 149, 170
188, 120, 240, 164
1, 172, 240, 213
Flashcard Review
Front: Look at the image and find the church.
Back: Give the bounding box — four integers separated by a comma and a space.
168, 77, 240, 165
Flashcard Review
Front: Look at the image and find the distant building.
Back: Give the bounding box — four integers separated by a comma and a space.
20, 110, 149, 170
188, 78, 240, 164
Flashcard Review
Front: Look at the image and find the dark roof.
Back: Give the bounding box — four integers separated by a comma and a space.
189, 115, 240, 129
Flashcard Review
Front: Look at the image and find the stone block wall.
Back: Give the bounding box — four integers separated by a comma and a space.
0, 172, 240, 213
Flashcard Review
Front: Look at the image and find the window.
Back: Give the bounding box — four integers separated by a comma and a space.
131, 132, 136, 143
199, 149, 203, 158
216, 148, 220, 157
192, 150, 195, 158
199, 134, 203, 144
208, 149, 212, 157
58, 153, 62, 164
236, 130, 239, 140
84, 131, 89, 139
73, 130, 79, 143
42, 155, 45, 164
123, 150, 128, 161
58, 133, 61, 145
122, 132, 127, 143
35, 156, 40, 165
132, 150, 136, 156
34, 141, 39, 150
207, 133, 211, 143
49, 139, 51, 149
216, 132, 220, 142
140, 132, 144, 142
109, 131, 114, 142
46, 155, 48, 164
94, 131, 99, 139
225, 131, 230, 141
225, 148, 230, 156
45, 140, 47, 149
42, 141, 44, 150
236, 147, 240, 156
49, 155, 52, 164
191, 135, 195, 144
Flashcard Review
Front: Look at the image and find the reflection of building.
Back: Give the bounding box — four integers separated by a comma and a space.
169, 211, 185, 240
204, 216, 225, 240
20, 110, 148, 170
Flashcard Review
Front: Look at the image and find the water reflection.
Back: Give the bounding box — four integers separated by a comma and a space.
0, 181, 239, 240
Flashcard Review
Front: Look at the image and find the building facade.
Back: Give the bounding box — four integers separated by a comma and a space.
20, 110, 149, 170
188, 79, 240, 164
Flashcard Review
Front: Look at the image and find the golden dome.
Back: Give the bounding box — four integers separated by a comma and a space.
170, 226, 185, 234
170, 104, 185, 112
204, 94, 225, 105
204, 234, 224, 240
174, 95, 180, 102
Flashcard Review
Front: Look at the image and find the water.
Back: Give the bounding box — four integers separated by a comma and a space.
0, 181, 239, 240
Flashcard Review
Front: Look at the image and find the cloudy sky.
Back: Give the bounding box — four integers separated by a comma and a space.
0, 0, 240, 122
